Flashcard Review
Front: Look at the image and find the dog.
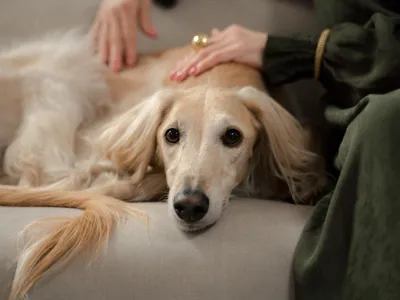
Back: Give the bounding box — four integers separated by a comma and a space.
0, 30, 326, 299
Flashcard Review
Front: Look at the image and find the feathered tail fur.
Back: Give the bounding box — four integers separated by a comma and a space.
0, 186, 147, 300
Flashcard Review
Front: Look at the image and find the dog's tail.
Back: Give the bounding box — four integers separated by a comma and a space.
0, 186, 147, 300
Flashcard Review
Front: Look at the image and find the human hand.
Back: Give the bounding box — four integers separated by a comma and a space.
169, 25, 268, 81
91, 0, 158, 72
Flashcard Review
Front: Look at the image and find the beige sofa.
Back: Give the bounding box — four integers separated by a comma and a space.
0, 0, 323, 299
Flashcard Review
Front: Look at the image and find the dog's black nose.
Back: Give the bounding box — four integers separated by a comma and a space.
173, 189, 209, 223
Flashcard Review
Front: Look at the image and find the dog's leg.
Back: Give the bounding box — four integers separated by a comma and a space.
37, 170, 93, 191
86, 170, 168, 201
4, 114, 78, 187
36, 158, 168, 202
3, 74, 105, 187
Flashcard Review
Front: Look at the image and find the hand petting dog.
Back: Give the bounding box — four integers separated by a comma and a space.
169, 25, 268, 81
90, 1, 267, 77
90, 0, 158, 72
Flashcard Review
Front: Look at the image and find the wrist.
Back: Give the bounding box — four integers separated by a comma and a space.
253, 32, 268, 69
262, 34, 319, 85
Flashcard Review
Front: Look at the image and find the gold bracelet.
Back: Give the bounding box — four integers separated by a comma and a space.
314, 29, 331, 81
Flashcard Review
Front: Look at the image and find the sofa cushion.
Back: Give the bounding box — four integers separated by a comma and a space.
0, 199, 311, 300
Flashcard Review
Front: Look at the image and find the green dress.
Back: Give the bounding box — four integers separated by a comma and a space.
262, 1, 400, 299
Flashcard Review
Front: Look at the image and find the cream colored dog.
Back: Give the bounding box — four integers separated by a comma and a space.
0, 30, 325, 299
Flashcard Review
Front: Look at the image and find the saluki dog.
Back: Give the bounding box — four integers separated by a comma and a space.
0, 29, 326, 299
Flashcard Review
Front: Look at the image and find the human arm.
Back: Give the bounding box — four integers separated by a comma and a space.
264, 12, 400, 94
170, 13, 400, 96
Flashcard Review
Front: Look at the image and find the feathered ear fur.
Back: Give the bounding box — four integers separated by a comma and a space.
237, 86, 325, 204
98, 89, 178, 183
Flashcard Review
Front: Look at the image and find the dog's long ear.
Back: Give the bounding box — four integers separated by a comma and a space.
98, 89, 178, 183
237, 86, 325, 204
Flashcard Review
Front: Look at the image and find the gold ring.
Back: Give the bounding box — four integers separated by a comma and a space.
191, 33, 210, 51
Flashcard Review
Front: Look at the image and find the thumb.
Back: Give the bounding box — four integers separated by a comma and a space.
138, 0, 158, 37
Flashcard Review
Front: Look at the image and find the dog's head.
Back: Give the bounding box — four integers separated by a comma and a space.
100, 85, 324, 231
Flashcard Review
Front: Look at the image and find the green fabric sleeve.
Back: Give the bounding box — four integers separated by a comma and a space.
262, 34, 319, 85
322, 13, 400, 93
263, 12, 400, 94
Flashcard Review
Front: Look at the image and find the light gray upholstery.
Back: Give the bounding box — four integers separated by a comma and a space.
0, 200, 311, 300
0, 0, 319, 299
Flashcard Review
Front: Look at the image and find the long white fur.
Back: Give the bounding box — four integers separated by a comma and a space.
0, 31, 111, 188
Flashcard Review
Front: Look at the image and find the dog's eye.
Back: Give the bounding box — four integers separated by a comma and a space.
165, 128, 180, 144
221, 128, 242, 147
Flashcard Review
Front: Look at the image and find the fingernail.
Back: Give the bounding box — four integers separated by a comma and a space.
189, 67, 196, 75
169, 73, 177, 81
193, 67, 201, 75
149, 28, 158, 37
